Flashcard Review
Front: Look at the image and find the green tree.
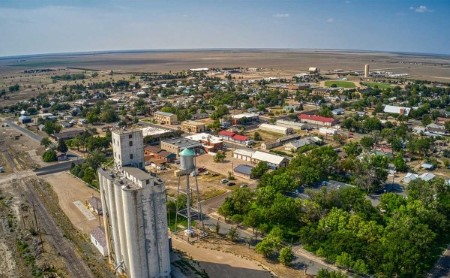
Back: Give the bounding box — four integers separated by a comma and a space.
40, 137, 52, 148
353, 154, 388, 193
253, 131, 262, 141
317, 269, 347, 278
279, 246, 295, 266
343, 142, 362, 157
393, 154, 408, 172
421, 114, 432, 126
360, 136, 375, 149
42, 149, 57, 162
335, 251, 353, 270
213, 151, 226, 162
43, 121, 62, 135
56, 140, 68, 153
85, 150, 106, 169
227, 227, 238, 242
255, 228, 282, 257
251, 161, 269, 179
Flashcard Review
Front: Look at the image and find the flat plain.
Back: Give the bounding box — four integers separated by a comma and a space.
1, 49, 449, 81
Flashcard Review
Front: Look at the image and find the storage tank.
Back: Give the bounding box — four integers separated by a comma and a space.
179, 148, 195, 173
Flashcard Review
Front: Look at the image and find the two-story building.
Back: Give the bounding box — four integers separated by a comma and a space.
154, 111, 178, 125
180, 120, 206, 133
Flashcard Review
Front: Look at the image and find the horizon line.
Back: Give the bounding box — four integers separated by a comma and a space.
1, 47, 450, 60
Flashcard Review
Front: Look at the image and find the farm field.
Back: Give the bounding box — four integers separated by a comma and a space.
324, 80, 356, 88
361, 82, 394, 89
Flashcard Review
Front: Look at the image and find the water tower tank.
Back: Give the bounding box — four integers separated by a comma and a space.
180, 148, 195, 173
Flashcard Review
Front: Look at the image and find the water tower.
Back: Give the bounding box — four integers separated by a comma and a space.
175, 148, 205, 239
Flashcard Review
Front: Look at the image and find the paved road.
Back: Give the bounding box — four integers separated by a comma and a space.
5, 118, 84, 175
5, 119, 80, 158
428, 244, 450, 278
5, 119, 43, 142
34, 158, 84, 176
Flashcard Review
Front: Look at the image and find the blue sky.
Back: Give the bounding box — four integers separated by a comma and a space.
0, 0, 449, 56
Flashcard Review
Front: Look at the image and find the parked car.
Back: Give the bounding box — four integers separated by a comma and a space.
240, 183, 248, 188
228, 182, 236, 186
220, 179, 229, 184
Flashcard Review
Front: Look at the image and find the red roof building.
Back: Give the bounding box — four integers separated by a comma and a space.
232, 134, 249, 142
298, 114, 338, 126
218, 130, 236, 138
217, 130, 252, 146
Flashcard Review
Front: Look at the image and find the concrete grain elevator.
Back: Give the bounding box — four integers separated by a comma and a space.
98, 128, 171, 277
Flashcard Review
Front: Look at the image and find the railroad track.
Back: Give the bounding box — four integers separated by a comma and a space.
18, 178, 94, 278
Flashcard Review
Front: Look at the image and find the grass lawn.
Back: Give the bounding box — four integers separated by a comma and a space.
324, 80, 356, 88
361, 82, 393, 89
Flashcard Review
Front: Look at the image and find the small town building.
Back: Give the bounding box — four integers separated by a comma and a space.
426, 123, 447, 135
284, 137, 321, 151
56, 151, 68, 161
185, 133, 223, 153
180, 120, 206, 133
90, 226, 107, 256
18, 115, 32, 124
233, 164, 254, 179
276, 119, 307, 130
421, 163, 435, 170
298, 114, 337, 127
332, 108, 345, 115
436, 117, 450, 125
251, 151, 289, 169
144, 146, 176, 164
383, 105, 411, 116
217, 130, 253, 146
233, 149, 288, 169
319, 127, 338, 135
231, 113, 259, 125
160, 137, 202, 157
259, 123, 293, 135
233, 149, 255, 162
154, 111, 178, 125
51, 128, 85, 141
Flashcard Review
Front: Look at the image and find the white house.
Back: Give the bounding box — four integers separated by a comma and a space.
383, 105, 411, 116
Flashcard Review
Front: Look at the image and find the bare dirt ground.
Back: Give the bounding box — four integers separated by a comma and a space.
1, 50, 449, 80
41, 172, 101, 235
194, 152, 257, 186
0, 123, 114, 278
173, 234, 308, 278
172, 235, 273, 278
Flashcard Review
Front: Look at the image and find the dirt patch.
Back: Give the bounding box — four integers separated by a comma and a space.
172, 235, 275, 278
41, 172, 101, 235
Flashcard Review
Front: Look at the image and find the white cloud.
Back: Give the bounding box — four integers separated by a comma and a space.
273, 13, 289, 18
410, 5, 432, 13
326, 17, 335, 23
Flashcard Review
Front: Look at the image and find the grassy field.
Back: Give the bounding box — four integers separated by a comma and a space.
324, 80, 356, 88
361, 82, 393, 89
